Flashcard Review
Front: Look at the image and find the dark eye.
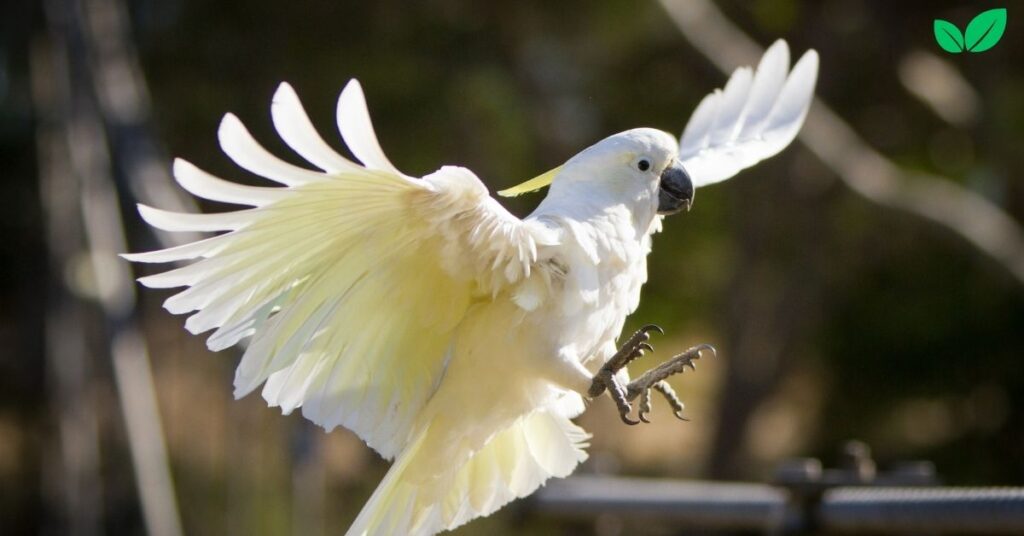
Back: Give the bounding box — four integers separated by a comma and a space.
637, 159, 651, 172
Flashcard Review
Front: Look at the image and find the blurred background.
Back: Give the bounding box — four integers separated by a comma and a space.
2, 0, 1023, 534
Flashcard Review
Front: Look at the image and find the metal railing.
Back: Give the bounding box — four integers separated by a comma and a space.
532, 443, 1024, 534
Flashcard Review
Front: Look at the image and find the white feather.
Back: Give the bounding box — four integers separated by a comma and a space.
739, 40, 790, 138
271, 82, 364, 174
218, 113, 328, 186
120, 233, 230, 263
346, 406, 588, 536
708, 66, 752, 147
126, 82, 554, 463
124, 66, 819, 536
137, 204, 256, 232
336, 79, 403, 175
172, 158, 286, 206
679, 39, 818, 188
679, 91, 721, 160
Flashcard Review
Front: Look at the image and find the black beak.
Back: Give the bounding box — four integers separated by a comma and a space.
657, 162, 694, 215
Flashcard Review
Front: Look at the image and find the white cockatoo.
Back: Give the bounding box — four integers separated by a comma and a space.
125, 40, 817, 535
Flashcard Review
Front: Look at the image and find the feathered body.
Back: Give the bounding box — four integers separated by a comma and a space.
345, 128, 675, 534
125, 40, 817, 535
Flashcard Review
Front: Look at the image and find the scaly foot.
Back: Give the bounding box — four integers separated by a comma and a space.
589, 326, 714, 425
627, 344, 714, 423
588, 324, 662, 424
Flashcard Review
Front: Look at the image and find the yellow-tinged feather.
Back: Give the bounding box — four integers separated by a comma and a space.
126, 82, 588, 536
496, 165, 563, 197
347, 408, 588, 536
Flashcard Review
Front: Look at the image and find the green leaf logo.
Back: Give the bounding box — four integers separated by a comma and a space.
934, 8, 1007, 54
965, 8, 1007, 52
934, 19, 966, 53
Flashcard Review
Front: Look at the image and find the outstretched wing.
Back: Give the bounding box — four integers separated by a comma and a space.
678, 40, 818, 188
124, 80, 555, 460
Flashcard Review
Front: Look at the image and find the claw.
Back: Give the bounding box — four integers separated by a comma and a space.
695, 343, 716, 358
589, 325, 666, 398
591, 327, 710, 427
616, 388, 640, 425
604, 373, 639, 425
681, 344, 715, 371
653, 381, 688, 421
639, 324, 664, 335
638, 388, 653, 423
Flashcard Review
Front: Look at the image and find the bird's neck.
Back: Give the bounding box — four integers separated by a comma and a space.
531, 183, 659, 246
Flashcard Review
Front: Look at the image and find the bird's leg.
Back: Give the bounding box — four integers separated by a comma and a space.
627, 344, 714, 422
588, 324, 662, 425
589, 328, 714, 425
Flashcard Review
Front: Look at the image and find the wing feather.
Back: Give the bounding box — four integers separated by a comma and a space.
218, 113, 328, 186
137, 204, 257, 232
337, 79, 404, 175
172, 158, 287, 206
739, 40, 790, 137
125, 81, 553, 459
707, 66, 752, 147
271, 82, 364, 174
679, 39, 818, 188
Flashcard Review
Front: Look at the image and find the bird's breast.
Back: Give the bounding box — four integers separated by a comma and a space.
525, 212, 653, 363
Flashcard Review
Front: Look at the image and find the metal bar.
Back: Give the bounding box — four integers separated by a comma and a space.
820, 487, 1024, 534
532, 476, 1024, 534
533, 475, 791, 531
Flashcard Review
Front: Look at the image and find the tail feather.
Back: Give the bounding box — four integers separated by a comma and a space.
346, 402, 589, 536
346, 432, 427, 536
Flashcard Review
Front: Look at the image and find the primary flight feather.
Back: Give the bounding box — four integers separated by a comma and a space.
126, 39, 817, 535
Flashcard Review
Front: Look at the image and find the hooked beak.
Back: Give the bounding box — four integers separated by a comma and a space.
657, 161, 694, 215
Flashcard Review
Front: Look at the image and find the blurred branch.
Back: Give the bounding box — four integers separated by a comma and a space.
898, 50, 980, 127
37, 0, 185, 535
658, 0, 1024, 286
79, 0, 200, 249
32, 37, 104, 536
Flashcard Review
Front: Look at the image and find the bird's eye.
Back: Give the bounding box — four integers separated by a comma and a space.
637, 159, 651, 172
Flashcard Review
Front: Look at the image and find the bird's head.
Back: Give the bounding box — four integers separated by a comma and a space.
501, 128, 694, 218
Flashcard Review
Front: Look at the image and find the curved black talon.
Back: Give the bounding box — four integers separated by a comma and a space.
654, 381, 688, 421
694, 343, 716, 359
638, 388, 653, 423
603, 375, 639, 425
616, 388, 640, 425
639, 324, 664, 335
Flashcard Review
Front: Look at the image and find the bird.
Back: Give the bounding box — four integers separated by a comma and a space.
124, 39, 817, 535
